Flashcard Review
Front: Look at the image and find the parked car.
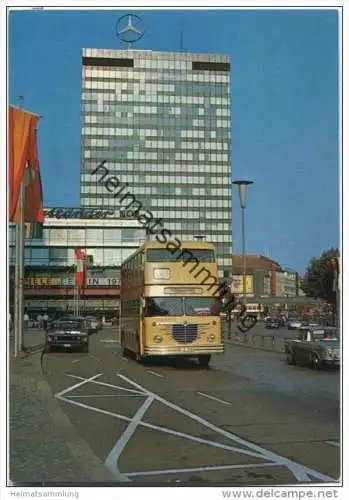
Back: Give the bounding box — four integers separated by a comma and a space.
264, 316, 281, 329
287, 318, 303, 330
53, 315, 95, 334
284, 326, 340, 369
85, 315, 102, 333
44, 318, 90, 353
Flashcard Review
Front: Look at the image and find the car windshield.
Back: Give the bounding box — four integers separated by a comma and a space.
56, 321, 83, 330
313, 329, 340, 341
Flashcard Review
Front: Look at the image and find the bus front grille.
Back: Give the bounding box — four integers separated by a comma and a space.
172, 324, 198, 344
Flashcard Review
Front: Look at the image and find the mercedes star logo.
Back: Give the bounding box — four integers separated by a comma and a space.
116, 13, 145, 46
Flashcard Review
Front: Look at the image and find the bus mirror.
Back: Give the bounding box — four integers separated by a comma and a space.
141, 297, 145, 309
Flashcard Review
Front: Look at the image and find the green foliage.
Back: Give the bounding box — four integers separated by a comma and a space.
302, 248, 339, 304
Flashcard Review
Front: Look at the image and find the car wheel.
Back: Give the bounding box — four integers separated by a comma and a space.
286, 351, 295, 365
121, 333, 127, 357
310, 353, 322, 369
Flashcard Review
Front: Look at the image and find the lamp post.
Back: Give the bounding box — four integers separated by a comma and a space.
232, 180, 253, 303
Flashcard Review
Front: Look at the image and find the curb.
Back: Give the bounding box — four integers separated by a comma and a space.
10, 344, 45, 361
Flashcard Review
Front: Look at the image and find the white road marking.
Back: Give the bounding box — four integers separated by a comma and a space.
196, 391, 231, 406
146, 370, 164, 378
57, 388, 273, 458
55, 373, 102, 399
100, 339, 118, 343
127, 461, 280, 477
66, 394, 145, 399
326, 441, 340, 448
72, 360, 80, 364
104, 395, 155, 482
122, 357, 128, 362
56, 373, 334, 483
117, 373, 333, 483
65, 373, 146, 396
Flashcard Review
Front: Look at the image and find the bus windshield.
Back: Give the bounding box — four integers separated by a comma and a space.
145, 297, 182, 316
146, 248, 215, 262
144, 297, 221, 317
185, 297, 221, 316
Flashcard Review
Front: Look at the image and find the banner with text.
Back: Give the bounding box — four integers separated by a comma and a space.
230, 275, 254, 294
23, 276, 120, 288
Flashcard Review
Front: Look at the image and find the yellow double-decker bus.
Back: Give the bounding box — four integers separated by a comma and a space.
120, 240, 224, 367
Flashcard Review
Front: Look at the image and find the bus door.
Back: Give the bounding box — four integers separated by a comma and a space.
139, 296, 146, 355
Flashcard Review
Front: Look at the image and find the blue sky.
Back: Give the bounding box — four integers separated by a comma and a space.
8, 8, 340, 274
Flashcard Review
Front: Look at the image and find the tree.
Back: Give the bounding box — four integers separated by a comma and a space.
301, 248, 339, 304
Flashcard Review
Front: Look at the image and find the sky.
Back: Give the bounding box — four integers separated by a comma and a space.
8, 8, 340, 275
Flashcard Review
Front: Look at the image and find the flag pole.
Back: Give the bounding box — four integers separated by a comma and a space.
74, 263, 77, 316
18, 179, 25, 355
14, 209, 21, 358
14, 169, 29, 357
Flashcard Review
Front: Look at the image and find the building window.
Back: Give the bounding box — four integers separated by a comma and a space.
121, 228, 139, 242
86, 228, 103, 243
49, 248, 68, 264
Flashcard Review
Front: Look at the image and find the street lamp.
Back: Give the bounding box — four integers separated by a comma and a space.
232, 180, 254, 302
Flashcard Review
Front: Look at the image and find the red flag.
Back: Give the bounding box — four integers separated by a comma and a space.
75, 249, 87, 288
9, 106, 44, 222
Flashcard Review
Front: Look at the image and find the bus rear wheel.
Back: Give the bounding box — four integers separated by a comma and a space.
198, 355, 211, 368
120, 332, 128, 357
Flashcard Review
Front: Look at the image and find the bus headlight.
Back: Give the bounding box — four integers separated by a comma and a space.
207, 334, 215, 343
153, 335, 163, 343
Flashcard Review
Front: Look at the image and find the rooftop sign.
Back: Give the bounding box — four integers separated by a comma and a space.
44, 207, 124, 220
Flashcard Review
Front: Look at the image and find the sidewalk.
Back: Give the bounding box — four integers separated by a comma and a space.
9, 328, 46, 358
9, 350, 117, 484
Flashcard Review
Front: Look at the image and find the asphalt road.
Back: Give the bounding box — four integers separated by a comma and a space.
41, 327, 341, 486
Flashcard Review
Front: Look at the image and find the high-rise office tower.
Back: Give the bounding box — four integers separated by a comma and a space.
80, 48, 232, 275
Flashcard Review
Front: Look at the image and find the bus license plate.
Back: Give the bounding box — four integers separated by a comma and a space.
181, 346, 191, 352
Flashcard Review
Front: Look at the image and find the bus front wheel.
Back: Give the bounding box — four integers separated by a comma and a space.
198, 355, 211, 368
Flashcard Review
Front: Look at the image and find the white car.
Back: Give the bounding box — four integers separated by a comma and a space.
85, 316, 99, 332
287, 319, 303, 330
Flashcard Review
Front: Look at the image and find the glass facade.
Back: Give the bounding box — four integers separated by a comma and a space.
80, 49, 232, 276
8, 218, 146, 268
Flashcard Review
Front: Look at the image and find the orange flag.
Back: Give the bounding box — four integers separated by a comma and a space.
74, 249, 87, 288
9, 106, 44, 223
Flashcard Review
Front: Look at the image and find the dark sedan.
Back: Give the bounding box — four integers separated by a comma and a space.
264, 317, 282, 329
44, 319, 90, 353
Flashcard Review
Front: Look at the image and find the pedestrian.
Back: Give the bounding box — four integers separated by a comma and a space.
37, 313, 42, 329
43, 312, 49, 330
24, 312, 29, 329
